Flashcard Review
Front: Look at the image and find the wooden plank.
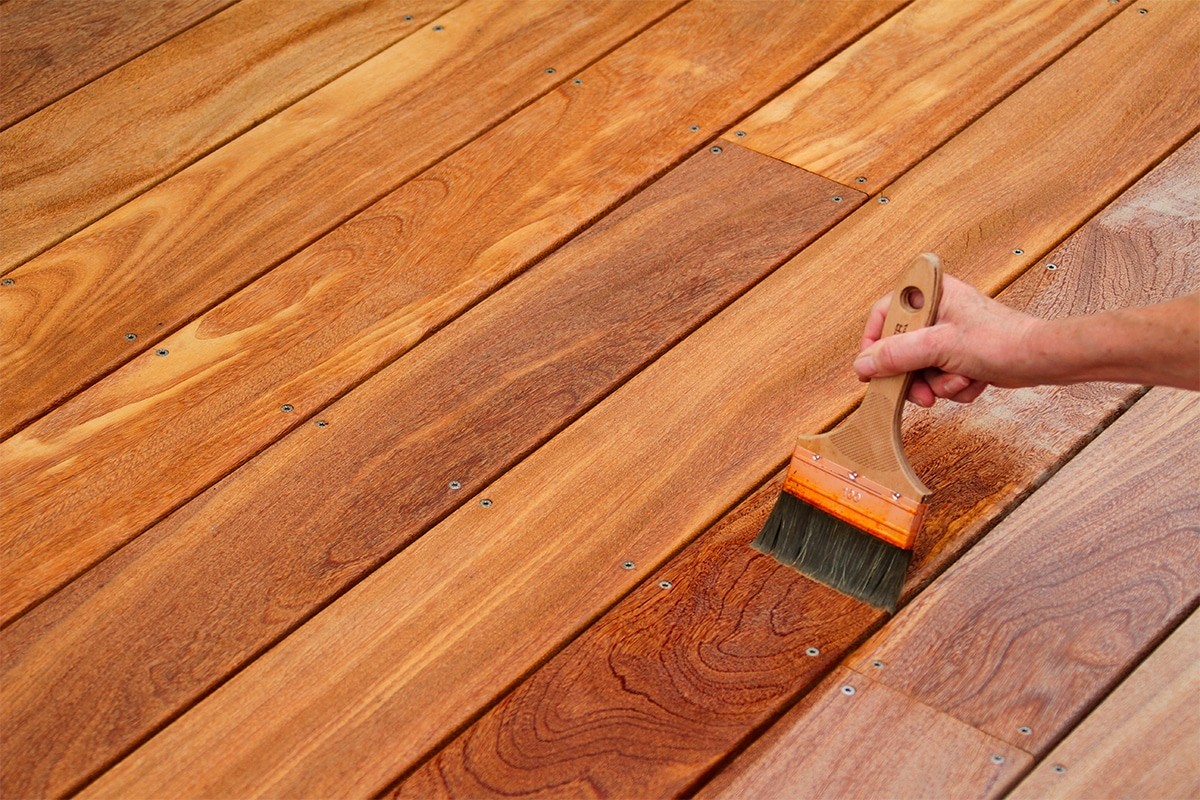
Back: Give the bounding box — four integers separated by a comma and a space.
0, 0, 678, 435
395, 136, 1200, 798
696, 668, 1031, 799
1, 0, 458, 270
78, 6, 1200, 799
0, 0, 233, 130
0, 0, 903, 625
725, 0, 1121, 191
842, 387, 1200, 753
0, 147, 862, 800
1008, 609, 1200, 800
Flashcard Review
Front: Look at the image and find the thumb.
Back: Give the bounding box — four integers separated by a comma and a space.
854, 326, 945, 379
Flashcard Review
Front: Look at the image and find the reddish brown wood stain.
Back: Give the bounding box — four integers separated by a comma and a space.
0, 144, 857, 800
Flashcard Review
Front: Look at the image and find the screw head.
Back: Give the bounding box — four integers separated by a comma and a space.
805, 646, 820, 657
622, 560, 635, 570
710, 146, 722, 154
658, 580, 672, 589
1, 278, 13, 286
480, 498, 493, 507
573, 78, 582, 85
449, 480, 462, 490
871, 659, 884, 669
878, 196, 890, 204
124, 332, 138, 341
689, 125, 700, 132
404, 14, 413, 20
855, 176, 867, 183
155, 348, 169, 357
991, 754, 1006, 765
1018, 726, 1032, 735
280, 404, 294, 413
545, 67, 556, 74
1047, 262, 1059, 270
832, 196, 843, 203
315, 420, 328, 428
734, 130, 746, 137
1013, 248, 1025, 255
1138, 7, 1148, 13
433, 24, 444, 31
841, 685, 855, 696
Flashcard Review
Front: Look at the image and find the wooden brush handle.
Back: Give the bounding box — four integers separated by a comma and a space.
865, 252, 943, 421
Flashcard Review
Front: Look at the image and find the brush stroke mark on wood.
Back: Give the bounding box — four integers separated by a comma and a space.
846, 388, 1200, 754
78, 8, 1200, 798
0, 0, 902, 634
1, 0, 457, 270
1008, 609, 1200, 800
0, 0, 677, 436
394, 136, 1200, 798
727, 0, 1121, 190
697, 668, 1030, 800
0, 0, 233, 130
0, 147, 860, 800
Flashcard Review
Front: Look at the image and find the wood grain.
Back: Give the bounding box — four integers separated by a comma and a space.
697, 668, 1030, 800
1008, 609, 1200, 800
0, 0, 233, 130
1, 0, 457, 269
0, 0, 901, 626
0, 147, 860, 800
726, 0, 1120, 191
844, 388, 1200, 754
78, 7, 1200, 798
395, 136, 1200, 798
0, 0, 676, 435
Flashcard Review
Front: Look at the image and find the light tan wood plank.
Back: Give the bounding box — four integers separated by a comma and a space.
845, 388, 1200, 753
1009, 610, 1200, 800
1, 0, 457, 269
0, 0, 900, 627
77, 6, 1200, 798
726, 0, 1121, 190
395, 136, 1200, 799
0, 0, 233, 129
699, 668, 1031, 799
0, 0, 677, 435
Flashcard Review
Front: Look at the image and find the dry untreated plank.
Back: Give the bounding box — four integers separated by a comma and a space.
0, 146, 861, 800
842, 387, 1200, 755
0, 0, 903, 626
697, 668, 1030, 799
1, 0, 458, 270
396, 137, 1200, 798
725, 0, 1120, 190
0, 0, 233, 130
0, 0, 677, 435
80, 6, 1200, 798
1008, 609, 1200, 800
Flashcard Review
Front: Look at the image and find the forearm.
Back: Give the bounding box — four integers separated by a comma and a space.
1027, 294, 1200, 389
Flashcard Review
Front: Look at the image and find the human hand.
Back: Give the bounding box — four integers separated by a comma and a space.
853, 274, 1041, 406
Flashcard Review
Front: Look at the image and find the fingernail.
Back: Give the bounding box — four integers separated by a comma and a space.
946, 376, 970, 394
854, 354, 876, 378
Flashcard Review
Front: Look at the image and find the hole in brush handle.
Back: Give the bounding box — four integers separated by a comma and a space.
900, 286, 924, 311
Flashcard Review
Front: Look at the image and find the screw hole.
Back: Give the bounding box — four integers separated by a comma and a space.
878, 196, 890, 204
1, 278, 13, 286
1047, 263, 1059, 271
871, 659, 885, 669
734, 130, 746, 137
1052, 764, 1067, 774
449, 481, 462, 490
124, 333, 138, 341
710, 146, 722, 154
573, 78, 582, 85
433, 24, 444, 31
1013, 248, 1025, 255
545, 67, 555, 74
1018, 726, 1032, 735
1138, 7, 1148, 13
805, 647, 820, 657
404, 14, 413, 20
991, 754, 1006, 765
280, 404, 294, 413
832, 195, 843, 203
155, 348, 169, 357
658, 580, 672, 589
480, 498, 493, 507
855, 176, 867, 183
622, 561, 635, 570
689, 125, 700, 132
315, 420, 328, 428
841, 685, 855, 696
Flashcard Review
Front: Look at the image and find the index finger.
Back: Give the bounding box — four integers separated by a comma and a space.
860, 293, 892, 351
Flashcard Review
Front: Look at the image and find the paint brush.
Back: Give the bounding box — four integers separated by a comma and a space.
752, 253, 942, 612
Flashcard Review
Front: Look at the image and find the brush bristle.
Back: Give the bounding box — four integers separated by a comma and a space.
751, 491, 910, 613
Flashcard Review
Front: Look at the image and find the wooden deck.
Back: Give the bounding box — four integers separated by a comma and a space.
2, 1, 1198, 797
